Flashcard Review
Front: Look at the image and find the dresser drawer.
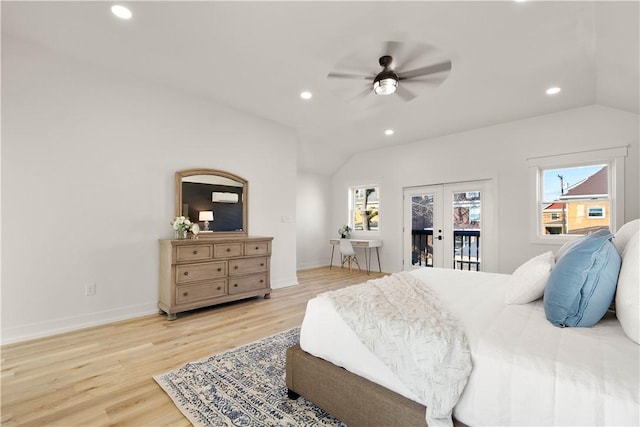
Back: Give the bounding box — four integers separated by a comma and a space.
176, 279, 227, 304
213, 243, 243, 258
229, 274, 268, 294
244, 242, 270, 256
176, 244, 213, 262
229, 257, 268, 275
176, 261, 227, 284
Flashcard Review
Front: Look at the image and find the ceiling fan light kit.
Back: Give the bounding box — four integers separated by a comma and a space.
374, 77, 398, 95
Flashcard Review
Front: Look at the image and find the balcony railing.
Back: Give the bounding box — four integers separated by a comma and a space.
454, 230, 480, 271
411, 229, 481, 271
411, 230, 434, 267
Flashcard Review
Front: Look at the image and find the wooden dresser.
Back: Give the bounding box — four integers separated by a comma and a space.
158, 236, 273, 320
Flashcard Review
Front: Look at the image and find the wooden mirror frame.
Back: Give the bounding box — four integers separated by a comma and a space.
175, 168, 248, 237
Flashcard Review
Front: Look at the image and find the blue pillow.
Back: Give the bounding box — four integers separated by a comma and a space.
544, 231, 621, 327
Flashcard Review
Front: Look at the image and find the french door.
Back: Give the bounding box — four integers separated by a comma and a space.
403, 180, 495, 272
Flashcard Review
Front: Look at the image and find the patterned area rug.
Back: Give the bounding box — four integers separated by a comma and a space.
154, 328, 346, 427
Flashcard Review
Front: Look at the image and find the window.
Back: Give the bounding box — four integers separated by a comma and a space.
540, 164, 610, 235
528, 146, 626, 241
588, 206, 606, 218
349, 185, 379, 232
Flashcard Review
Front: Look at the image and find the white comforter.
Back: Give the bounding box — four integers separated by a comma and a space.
320, 272, 471, 426
300, 268, 640, 426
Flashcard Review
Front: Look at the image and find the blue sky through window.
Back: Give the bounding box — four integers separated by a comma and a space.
542, 164, 605, 201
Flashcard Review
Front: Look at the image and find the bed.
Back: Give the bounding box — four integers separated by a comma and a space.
286, 221, 640, 427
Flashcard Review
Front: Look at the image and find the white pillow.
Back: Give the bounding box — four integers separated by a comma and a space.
615, 230, 639, 344
555, 238, 579, 262
505, 251, 555, 304
614, 219, 640, 255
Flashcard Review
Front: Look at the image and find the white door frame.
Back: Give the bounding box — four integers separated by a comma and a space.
403, 179, 497, 272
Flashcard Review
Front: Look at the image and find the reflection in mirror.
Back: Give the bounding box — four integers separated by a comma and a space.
182, 175, 243, 231
175, 169, 248, 236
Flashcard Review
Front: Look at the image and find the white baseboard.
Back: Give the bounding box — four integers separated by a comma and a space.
1, 302, 159, 345
271, 275, 299, 289
2, 274, 310, 345
296, 260, 331, 270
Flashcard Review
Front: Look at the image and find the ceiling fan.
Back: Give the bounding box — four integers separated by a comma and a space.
327, 42, 452, 102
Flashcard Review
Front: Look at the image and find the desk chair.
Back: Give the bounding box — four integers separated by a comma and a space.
339, 239, 361, 272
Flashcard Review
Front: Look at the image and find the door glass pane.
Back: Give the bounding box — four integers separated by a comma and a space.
410, 194, 434, 267
452, 191, 481, 271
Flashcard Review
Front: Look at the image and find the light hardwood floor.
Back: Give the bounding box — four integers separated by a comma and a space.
1, 267, 385, 427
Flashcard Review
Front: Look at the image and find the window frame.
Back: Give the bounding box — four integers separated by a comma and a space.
347, 183, 381, 235
528, 146, 627, 244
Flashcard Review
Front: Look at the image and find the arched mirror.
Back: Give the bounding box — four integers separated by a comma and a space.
175, 169, 248, 237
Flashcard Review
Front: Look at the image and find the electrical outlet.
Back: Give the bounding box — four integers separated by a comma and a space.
85, 283, 96, 296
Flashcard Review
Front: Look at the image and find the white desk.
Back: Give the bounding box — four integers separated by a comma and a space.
329, 238, 383, 274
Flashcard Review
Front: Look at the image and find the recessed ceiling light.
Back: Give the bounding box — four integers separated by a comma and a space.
300, 91, 312, 100
384, 129, 394, 136
546, 86, 561, 95
111, 5, 132, 20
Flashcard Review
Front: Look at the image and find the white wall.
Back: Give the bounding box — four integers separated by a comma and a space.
332, 105, 639, 275
1, 37, 298, 344
296, 172, 331, 270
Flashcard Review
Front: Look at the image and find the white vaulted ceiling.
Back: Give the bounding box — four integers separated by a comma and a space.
2, 1, 638, 174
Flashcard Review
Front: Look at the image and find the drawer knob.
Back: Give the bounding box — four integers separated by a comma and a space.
217, 286, 221, 291
234, 266, 238, 270
217, 268, 222, 272
260, 279, 264, 283
255, 246, 259, 250
233, 283, 238, 287
260, 263, 264, 266
183, 271, 189, 276
193, 250, 198, 255
226, 248, 231, 252
183, 292, 188, 297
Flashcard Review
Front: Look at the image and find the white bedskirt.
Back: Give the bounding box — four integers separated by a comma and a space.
300, 268, 640, 426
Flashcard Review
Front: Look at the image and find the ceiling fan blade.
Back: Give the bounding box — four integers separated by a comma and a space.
327, 72, 372, 80
402, 75, 448, 86
348, 86, 373, 103
381, 41, 402, 60
398, 61, 452, 80
398, 44, 436, 72
396, 85, 417, 102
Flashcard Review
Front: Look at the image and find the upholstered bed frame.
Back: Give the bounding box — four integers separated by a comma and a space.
286, 344, 467, 427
